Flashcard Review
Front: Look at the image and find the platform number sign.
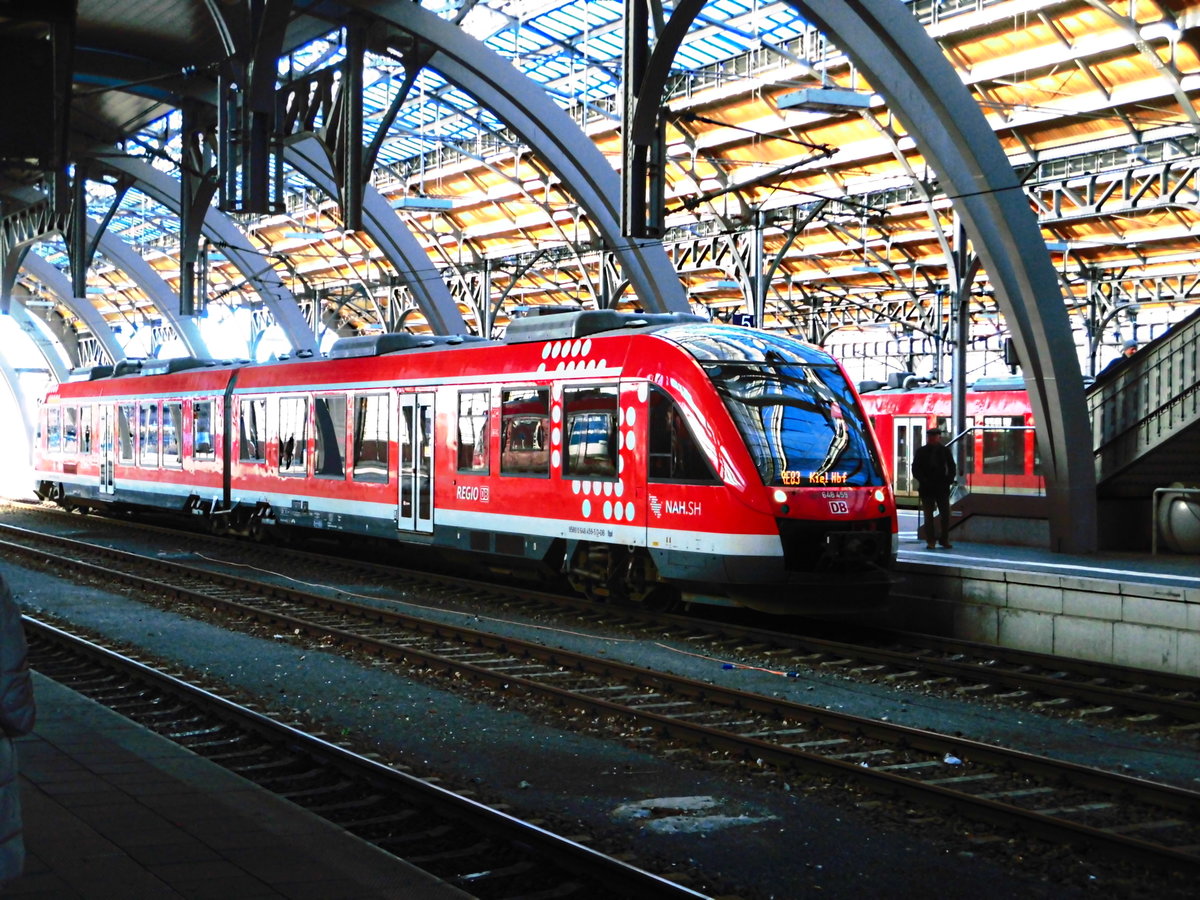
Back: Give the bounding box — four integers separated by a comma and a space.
731, 312, 756, 328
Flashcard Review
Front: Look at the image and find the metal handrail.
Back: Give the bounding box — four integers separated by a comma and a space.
944, 424, 1044, 500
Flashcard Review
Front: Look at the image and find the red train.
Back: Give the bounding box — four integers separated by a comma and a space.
857, 374, 1044, 502
31, 310, 897, 614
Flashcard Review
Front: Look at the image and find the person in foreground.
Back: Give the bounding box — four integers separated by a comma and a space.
911, 425, 957, 549
0, 573, 35, 888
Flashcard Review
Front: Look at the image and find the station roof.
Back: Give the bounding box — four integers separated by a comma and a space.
3, 0, 1199, 353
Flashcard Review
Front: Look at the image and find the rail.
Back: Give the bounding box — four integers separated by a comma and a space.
11, 522, 1200, 877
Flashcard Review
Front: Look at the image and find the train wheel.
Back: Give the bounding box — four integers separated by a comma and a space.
622, 551, 678, 612
248, 515, 271, 543
567, 542, 618, 603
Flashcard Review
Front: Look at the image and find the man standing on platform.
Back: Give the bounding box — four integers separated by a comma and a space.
912, 425, 957, 549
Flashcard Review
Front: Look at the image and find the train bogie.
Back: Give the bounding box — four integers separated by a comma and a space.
33, 312, 898, 614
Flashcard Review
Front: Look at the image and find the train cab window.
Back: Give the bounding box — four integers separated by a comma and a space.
162, 403, 183, 468
63, 407, 78, 454
704, 353, 885, 488
352, 394, 389, 483
457, 390, 490, 473
278, 397, 308, 476
139, 402, 160, 466
46, 408, 61, 454
117, 404, 135, 463
314, 394, 347, 478
982, 416, 1025, 475
239, 398, 267, 462
500, 387, 550, 476
563, 386, 618, 478
193, 400, 215, 460
648, 387, 716, 482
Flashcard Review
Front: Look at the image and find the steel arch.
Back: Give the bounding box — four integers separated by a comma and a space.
98, 155, 319, 355
782, 0, 1096, 553
284, 135, 469, 335
346, 0, 689, 315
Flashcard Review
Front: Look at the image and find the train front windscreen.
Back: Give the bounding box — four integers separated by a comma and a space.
663, 325, 886, 488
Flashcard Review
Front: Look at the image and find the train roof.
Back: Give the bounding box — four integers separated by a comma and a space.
857, 373, 1028, 395
49, 311, 847, 402
502, 308, 708, 343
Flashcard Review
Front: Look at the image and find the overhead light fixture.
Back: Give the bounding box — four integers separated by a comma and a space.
692, 279, 741, 293
778, 87, 874, 113
390, 196, 455, 210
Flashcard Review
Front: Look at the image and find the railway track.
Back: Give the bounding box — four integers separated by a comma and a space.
3, 507, 1198, 736
3, 520, 1199, 878
22, 616, 708, 900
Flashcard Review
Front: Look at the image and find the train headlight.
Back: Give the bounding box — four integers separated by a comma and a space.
873, 489, 886, 503
773, 489, 788, 504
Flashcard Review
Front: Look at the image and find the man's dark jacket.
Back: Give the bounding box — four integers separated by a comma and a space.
911, 441, 956, 499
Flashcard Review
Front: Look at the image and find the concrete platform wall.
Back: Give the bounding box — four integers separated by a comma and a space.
885, 562, 1199, 676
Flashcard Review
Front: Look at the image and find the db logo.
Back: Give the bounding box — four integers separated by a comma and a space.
828, 500, 850, 514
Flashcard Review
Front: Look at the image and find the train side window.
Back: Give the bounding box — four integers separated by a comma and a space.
239, 398, 267, 462
457, 390, 490, 473
63, 407, 78, 454
193, 400, 215, 459
314, 394, 347, 477
562, 386, 618, 478
982, 416, 1023, 475
352, 394, 389, 483
500, 387, 550, 476
159, 402, 181, 467
161, 403, 183, 467
648, 387, 716, 482
278, 397, 308, 476
117, 404, 135, 463
80, 406, 92, 455
139, 402, 160, 467
46, 408, 61, 454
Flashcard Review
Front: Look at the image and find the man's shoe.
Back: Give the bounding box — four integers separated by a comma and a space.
940, 542, 953, 549
926, 543, 936, 549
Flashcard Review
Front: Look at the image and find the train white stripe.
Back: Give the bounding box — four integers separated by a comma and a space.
35, 469, 784, 556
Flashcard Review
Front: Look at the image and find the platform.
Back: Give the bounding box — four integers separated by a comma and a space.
890, 511, 1200, 675
6, 674, 469, 899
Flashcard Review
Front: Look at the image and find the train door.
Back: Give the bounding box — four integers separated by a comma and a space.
893, 417, 925, 498
398, 392, 435, 533
621, 381, 647, 536
98, 405, 115, 495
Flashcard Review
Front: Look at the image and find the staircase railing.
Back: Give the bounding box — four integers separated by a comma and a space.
1088, 308, 1200, 484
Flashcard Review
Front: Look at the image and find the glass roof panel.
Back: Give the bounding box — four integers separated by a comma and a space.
80, 2, 817, 272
